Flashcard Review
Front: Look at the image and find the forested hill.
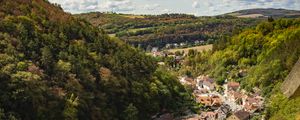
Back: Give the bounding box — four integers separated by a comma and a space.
180, 18, 300, 119
226, 8, 300, 18
75, 13, 261, 49
0, 0, 195, 119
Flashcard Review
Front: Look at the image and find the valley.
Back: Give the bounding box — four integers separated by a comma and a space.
75, 13, 261, 50
0, 0, 299, 120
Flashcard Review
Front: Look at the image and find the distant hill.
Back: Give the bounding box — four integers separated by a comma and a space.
75, 13, 261, 50
226, 8, 300, 18
76, 8, 300, 50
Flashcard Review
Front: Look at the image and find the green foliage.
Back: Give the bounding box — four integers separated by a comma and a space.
64, 94, 79, 120
124, 103, 139, 120
0, 0, 194, 119
56, 60, 71, 73
268, 93, 300, 120
12, 71, 41, 81
180, 18, 300, 119
76, 12, 261, 49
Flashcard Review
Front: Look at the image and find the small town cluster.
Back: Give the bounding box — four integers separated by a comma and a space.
179, 75, 264, 120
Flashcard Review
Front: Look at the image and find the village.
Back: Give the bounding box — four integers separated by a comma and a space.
150, 45, 265, 120
178, 75, 265, 120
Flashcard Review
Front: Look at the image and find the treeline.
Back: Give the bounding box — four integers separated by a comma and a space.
0, 0, 196, 120
179, 18, 300, 119
76, 13, 262, 49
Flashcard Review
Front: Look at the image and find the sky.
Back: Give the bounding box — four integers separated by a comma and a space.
48, 0, 300, 16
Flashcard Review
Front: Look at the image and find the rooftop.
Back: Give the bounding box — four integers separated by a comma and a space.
233, 110, 250, 120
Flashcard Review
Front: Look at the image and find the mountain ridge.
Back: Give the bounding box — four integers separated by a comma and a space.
225, 8, 300, 18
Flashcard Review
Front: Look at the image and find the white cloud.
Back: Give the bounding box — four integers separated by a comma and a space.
144, 4, 160, 11
49, 0, 98, 12
48, 0, 300, 16
99, 0, 136, 12
192, 0, 200, 8
162, 9, 171, 13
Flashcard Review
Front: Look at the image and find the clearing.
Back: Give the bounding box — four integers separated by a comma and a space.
167, 44, 213, 54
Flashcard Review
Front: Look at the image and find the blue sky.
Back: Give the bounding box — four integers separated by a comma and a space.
49, 0, 300, 16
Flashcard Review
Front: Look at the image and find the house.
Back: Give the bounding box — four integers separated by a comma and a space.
227, 110, 250, 120
180, 77, 192, 84
197, 95, 222, 107
196, 76, 215, 91
226, 82, 240, 91
200, 112, 218, 120
238, 69, 247, 77
203, 80, 215, 91
180, 77, 197, 89
165, 44, 171, 49
180, 42, 187, 46
174, 43, 179, 47
228, 90, 244, 105
242, 95, 264, 113
217, 104, 231, 120
151, 47, 159, 53
194, 89, 209, 95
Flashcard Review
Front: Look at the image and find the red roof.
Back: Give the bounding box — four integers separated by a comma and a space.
228, 82, 240, 87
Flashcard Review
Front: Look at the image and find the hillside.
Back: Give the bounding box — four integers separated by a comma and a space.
226, 8, 300, 18
0, 0, 195, 119
75, 13, 261, 49
179, 18, 300, 119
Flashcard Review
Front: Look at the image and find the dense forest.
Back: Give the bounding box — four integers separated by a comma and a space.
179, 18, 300, 119
0, 0, 196, 119
76, 13, 262, 49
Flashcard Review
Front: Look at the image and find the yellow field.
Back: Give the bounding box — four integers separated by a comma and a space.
128, 27, 150, 32
167, 44, 213, 53
108, 34, 116, 37
122, 15, 145, 19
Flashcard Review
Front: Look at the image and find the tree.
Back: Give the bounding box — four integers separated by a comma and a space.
0, 109, 5, 119
56, 60, 71, 73
124, 103, 139, 120
268, 16, 274, 22
41, 46, 53, 73
63, 94, 79, 120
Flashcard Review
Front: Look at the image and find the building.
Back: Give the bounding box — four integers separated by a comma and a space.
226, 82, 240, 91
165, 44, 171, 49
197, 76, 215, 91
203, 80, 215, 91
228, 90, 244, 105
217, 104, 231, 120
180, 77, 197, 89
227, 110, 250, 120
194, 89, 209, 95
197, 95, 222, 107
200, 112, 218, 120
242, 95, 264, 113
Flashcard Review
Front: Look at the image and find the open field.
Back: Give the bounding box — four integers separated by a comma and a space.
128, 27, 152, 32
121, 15, 145, 19
108, 34, 116, 37
237, 14, 264, 18
167, 44, 213, 53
